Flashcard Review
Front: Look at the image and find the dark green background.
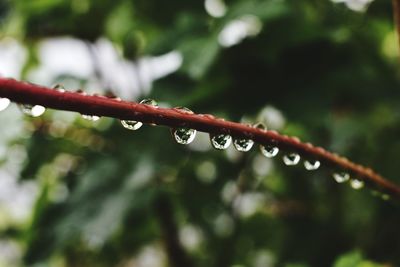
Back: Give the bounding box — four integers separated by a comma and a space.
0, 0, 399, 266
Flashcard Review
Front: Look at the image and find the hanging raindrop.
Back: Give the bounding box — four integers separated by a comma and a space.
120, 98, 158, 130
283, 153, 300, 166
19, 104, 46, 117
172, 107, 197, 144
233, 138, 254, 152
304, 159, 320, 171
121, 120, 143, 130
260, 144, 279, 158
173, 128, 197, 145
332, 172, 350, 183
350, 179, 364, 190
210, 133, 232, 150
0, 98, 10, 111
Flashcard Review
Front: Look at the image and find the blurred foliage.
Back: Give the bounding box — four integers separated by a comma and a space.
0, 0, 400, 266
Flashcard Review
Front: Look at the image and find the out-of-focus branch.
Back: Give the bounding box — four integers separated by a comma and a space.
154, 194, 194, 267
0, 78, 399, 199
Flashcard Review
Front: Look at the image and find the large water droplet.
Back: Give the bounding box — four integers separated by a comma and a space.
332, 172, 350, 183
0, 98, 10, 111
350, 179, 364, 190
210, 134, 232, 150
19, 104, 46, 117
260, 144, 279, 158
121, 120, 143, 130
233, 138, 254, 152
283, 153, 300, 166
173, 128, 197, 145
304, 159, 320, 171
81, 114, 100, 121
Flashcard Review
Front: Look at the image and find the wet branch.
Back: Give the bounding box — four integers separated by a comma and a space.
0, 77, 400, 199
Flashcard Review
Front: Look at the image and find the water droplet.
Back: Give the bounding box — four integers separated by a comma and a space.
121, 120, 143, 130
283, 153, 300, 166
120, 99, 158, 129
173, 128, 197, 145
76, 89, 87, 95
19, 104, 46, 117
350, 179, 364, 190
174, 107, 194, 114
233, 138, 254, 152
0, 98, 10, 111
210, 133, 232, 150
81, 114, 100, 121
140, 98, 158, 107
332, 172, 350, 183
304, 159, 320, 171
52, 84, 66, 92
260, 144, 279, 158
253, 122, 267, 130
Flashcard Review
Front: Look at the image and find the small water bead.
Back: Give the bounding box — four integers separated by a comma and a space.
260, 144, 279, 158
174, 107, 194, 114
304, 159, 320, 171
120, 99, 158, 130
210, 133, 232, 150
140, 98, 158, 107
350, 179, 364, 190
19, 104, 46, 117
283, 153, 300, 166
332, 172, 350, 183
81, 114, 100, 121
0, 98, 10, 111
121, 120, 143, 130
173, 128, 197, 145
253, 122, 267, 130
233, 138, 254, 152
52, 84, 66, 92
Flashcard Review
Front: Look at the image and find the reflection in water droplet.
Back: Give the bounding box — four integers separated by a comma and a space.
140, 98, 158, 107
304, 159, 320, 171
233, 138, 254, 152
52, 84, 66, 92
121, 120, 143, 131
283, 153, 300, 166
260, 144, 279, 158
333, 172, 350, 183
350, 179, 364, 190
210, 134, 232, 150
173, 128, 197, 145
0, 98, 10, 111
81, 114, 100, 121
19, 104, 46, 117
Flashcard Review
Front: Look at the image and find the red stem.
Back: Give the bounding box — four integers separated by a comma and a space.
0, 77, 399, 199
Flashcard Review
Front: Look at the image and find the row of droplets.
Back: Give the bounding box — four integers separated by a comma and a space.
0, 91, 366, 192
118, 99, 365, 190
